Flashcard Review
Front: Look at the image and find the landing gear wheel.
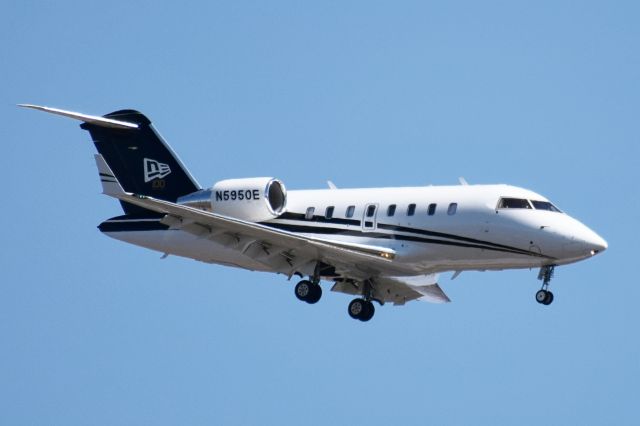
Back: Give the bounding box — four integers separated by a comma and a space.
535, 289, 548, 304
294, 280, 322, 304
348, 298, 375, 321
536, 265, 556, 306
295, 280, 312, 301
536, 289, 554, 305
307, 283, 322, 304
359, 300, 375, 322
348, 298, 365, 320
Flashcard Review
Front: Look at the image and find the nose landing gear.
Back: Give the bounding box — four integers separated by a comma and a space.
536, 265, 555, 305
535, 289, 554, 305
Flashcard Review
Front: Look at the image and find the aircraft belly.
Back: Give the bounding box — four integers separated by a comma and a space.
100, 227, 546, 278
417, 244, 542, 273
101, 229, 273, 272
283, 231, 544, 274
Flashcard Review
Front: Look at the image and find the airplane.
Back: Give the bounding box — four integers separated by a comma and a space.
20, 104, 608, 321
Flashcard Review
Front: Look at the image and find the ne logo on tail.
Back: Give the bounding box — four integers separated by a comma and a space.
144, 158, 171, 182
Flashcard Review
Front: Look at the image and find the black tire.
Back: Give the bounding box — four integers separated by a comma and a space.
306, 283, 322, 304
295, 280, 312, 302
348, 298, 366, 320
359, 301, 375, 322
543, 291, 554, 305
535, 289, 548, 304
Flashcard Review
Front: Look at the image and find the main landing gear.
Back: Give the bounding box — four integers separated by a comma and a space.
293, 264, 377, 321
294, 279, 322, 304
347, 280, 376, 322
294, 262, 323, 304
348, 298, 375, 322
536, 265, 555, 306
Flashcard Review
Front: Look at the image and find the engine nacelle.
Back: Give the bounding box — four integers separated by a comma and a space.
177, 177, 287, 222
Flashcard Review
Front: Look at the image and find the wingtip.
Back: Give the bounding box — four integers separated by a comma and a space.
18, 103, 40, 109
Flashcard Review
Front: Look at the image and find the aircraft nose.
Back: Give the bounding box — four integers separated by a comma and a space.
560, 221, 608, 259
586, 231, 608, 255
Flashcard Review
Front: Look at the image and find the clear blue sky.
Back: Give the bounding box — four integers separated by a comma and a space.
2, 1, 638, 425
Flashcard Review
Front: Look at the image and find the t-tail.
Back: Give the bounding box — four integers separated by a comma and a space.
19, 104, 201, 214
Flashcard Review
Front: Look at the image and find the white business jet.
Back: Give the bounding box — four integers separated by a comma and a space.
21, 104, 607, 321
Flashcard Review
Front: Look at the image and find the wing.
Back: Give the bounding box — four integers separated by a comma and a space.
96, 154, 399, 279
331, 273, 451, 306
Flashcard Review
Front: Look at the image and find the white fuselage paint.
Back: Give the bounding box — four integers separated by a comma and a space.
102, 184, 607, 279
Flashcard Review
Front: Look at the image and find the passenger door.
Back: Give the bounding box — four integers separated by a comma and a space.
362, 204, 378, 231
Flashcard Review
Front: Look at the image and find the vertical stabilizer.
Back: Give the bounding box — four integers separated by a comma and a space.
80, 109, 201, 213
20, 105, 202, 214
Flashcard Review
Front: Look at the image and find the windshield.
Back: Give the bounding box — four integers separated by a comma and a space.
531, 200, 562, 212
497, 197, 562, 213
497, 198, 532, 209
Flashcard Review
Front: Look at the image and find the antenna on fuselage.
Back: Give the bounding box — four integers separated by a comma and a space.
458, 177, 469, 185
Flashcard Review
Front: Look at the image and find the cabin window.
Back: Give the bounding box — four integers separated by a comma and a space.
366, 204, 376, 217
407, 204, 416, 216
427, 203, 436, 216
497, 198, 532, 209
325, 206, 335, 219
531, 200, 562, 213
447, 203, 458, 215
346, 205, 355, 218
387, 204, 396, 217
305, 207, 315, 220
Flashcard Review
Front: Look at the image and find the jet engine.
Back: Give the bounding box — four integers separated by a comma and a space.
177, 177, 287, 222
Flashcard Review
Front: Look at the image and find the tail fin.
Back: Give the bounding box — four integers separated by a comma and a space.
20, 105, 201, 214
81, 110, 200, 211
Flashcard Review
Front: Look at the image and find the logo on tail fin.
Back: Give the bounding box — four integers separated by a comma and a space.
144, 158, 171, 182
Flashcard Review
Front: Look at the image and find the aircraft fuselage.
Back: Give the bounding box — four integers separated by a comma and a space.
100, 183, 606, 278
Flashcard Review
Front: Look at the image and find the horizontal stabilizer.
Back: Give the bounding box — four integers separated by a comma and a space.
18, 104, 138, 129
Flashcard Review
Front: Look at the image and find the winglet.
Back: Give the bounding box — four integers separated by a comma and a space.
94, 154, 126, 196
19, 104, 138, 129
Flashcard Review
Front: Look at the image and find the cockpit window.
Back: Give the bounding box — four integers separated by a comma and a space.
531, 200, 562, 212
497, 198, 532, 209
